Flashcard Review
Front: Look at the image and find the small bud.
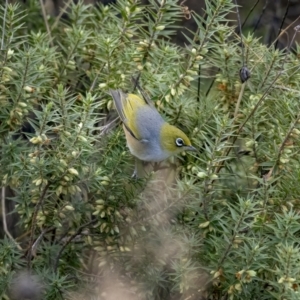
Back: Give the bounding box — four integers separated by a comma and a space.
156, 25, 165, 31
99, 83, 107, 89
30, 158, 37, 164
78, 135, 87, 142
107, 100, 113, 110
18, 102, 27, 108
3, 66, 13, 73
246, 270, 256, 277
24, 86, 34, 93
100, 181, 109, 186
71, 151, 78, 157
197, 172, 207, 178
125, 32, 133, 38
65, 205, 75, 211
245, 140, 255, 148
139, 41, 148, 46
199, 221, 210, 228
30, 136, 43, 144
7, 49, 14, 59
68, 168, 79, 176
102, 176, 110, 181
292, 128, 300, 136
213, 270, 221, 278
280, 157, 289, 164
35, 179, 42, 186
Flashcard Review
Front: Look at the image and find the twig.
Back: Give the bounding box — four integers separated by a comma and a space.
253, 0, 268, 33
234, 0, 251, 85
233, 82, 246, 119
39, 0, 53, 45
234, 0, 244, 66
273, 85, 300, 94
27, 183, 50, 269
54, 219, 98, 272
89, 74, 99, 93
241, 0, 260, 29
197, 64, 201, 103
265, 112, 300, 180
274, 0, 290, 49
271, 15, 300, 48
51, 0, 73, 31
39, 0, 58, 69
1, 187, 22, 250
1, 0, 8, 50
99, 117, 119, 136
31, 227, 56, 257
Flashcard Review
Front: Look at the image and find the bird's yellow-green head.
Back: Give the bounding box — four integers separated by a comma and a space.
160, 123, 196, 155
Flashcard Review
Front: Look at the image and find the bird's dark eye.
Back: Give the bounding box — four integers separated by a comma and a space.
175, 138, 184, 147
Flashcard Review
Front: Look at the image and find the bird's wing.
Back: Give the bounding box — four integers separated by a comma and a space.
110, 89, 139, 140
130, 76, 155, 108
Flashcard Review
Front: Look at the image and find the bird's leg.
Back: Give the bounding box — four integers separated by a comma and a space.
153, 162, 161, 172
132, 159, 149, 178
132, 158, 138, 179
132, 158, 145, 178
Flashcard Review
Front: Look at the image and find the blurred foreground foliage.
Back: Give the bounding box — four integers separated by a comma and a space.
1, 0, 300, 299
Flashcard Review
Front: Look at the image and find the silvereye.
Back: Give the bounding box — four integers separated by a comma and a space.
110, 90, 196, 175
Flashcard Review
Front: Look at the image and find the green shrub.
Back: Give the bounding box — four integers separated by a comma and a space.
1, 0, 300, 299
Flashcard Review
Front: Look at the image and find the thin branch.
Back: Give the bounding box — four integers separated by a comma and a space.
242, 0, 260, 29
1, 0, 8, 50
233, 82, 246, 119
54, 219, 98, 272
39, 0, 54, 46
31, 227, 56, 257
39, 0, 58, 69
197, 64, 201, 103
271, 15, 300, 48
253, 0, 268, 33
1, 187, 22, 250
89, 74, 99, 93
265, 112, 300, 181
234, 0, 244, 66
51, 0, 73, 31
274, 0, 290, 49
27, 182, 50, 269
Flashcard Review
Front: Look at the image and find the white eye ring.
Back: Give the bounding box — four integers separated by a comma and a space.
176, 138, 184, 147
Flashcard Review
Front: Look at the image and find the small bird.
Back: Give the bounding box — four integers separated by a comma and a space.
110, 89, 196, 176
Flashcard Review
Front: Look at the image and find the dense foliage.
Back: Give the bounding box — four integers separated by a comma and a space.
1, 0, 300, 299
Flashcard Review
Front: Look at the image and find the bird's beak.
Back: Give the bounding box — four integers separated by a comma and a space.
185, 145, 197, 152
